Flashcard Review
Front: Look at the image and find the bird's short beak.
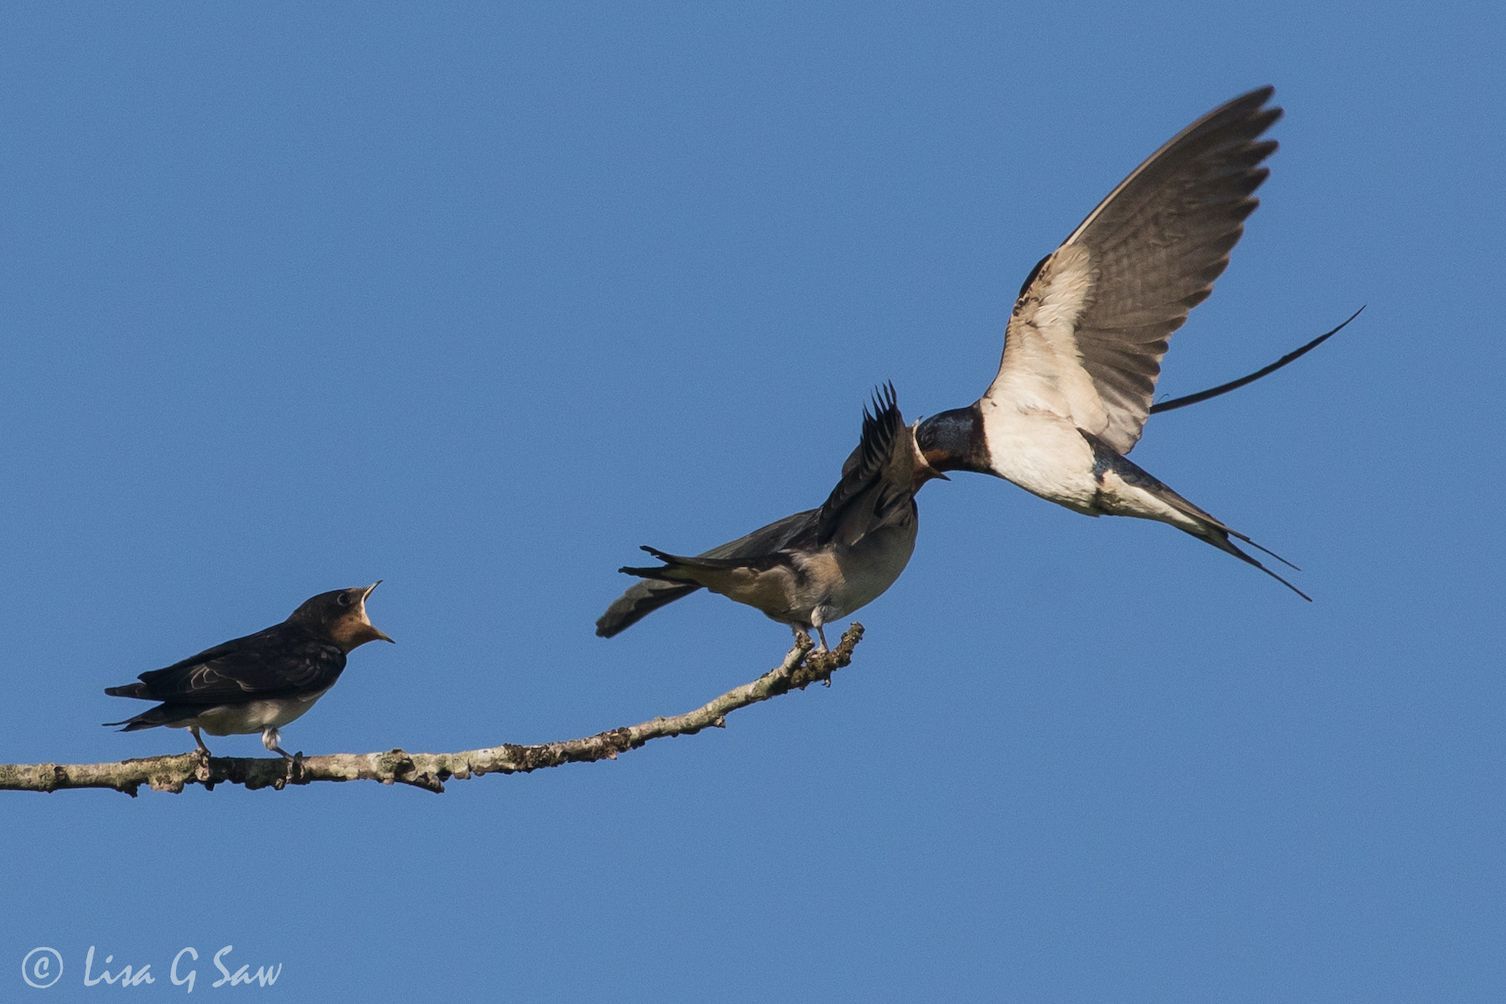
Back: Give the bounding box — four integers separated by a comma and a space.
909, 426, 950, 486
361, 581, 396, 643
913, 465, 949, 491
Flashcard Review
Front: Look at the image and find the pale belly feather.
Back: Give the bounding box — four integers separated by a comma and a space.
193, 688, 332, 737
980, 399, 1101, 513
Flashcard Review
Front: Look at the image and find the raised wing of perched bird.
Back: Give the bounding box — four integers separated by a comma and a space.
914, 86, 1313, 599
605, 384, 942, 648
104, 583, 394, 758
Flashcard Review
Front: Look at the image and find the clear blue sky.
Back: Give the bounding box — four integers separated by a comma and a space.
3, 4, 1500, 1000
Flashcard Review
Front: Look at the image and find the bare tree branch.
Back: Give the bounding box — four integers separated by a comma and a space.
0, 625, 864, 796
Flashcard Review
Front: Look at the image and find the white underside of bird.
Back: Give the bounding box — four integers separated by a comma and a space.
979, 391, 1205, 530
189, 688, 332, 749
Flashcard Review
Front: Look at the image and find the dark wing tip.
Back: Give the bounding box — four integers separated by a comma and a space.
1249, 140, 1279, 162
1232, 84, 1277, 113
856, 381, 904, 473
1252, 105, 1283, 129
873, 380, 902, 423
816, 382, 909, 536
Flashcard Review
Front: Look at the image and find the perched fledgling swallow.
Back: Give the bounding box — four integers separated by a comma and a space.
606, 384, 941, 649
913, 86, 1315, 599
104, 583, 393, 758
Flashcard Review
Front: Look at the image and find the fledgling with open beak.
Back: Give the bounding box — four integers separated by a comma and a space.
606, 384, 944, 649
104, 582, 394, 758
913, 86, 1322, 599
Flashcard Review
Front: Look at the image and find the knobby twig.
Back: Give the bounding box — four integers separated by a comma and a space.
0, 625, 864, 797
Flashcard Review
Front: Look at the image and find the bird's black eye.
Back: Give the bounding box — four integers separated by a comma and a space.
336, 592, 351, 607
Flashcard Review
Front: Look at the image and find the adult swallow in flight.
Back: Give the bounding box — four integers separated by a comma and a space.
913, 86, 1315, 598
606, 384, 942, 648
104, 583, 394, 757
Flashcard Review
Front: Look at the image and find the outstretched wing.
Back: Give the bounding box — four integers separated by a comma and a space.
128, 626, 346, 704
986, 87, 1280, 454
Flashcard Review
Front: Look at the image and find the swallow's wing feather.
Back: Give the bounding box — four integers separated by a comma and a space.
133, 625, 346, 703
699, 507, 822, 559
816, 383, 912, 545
986, 87, 1280, 454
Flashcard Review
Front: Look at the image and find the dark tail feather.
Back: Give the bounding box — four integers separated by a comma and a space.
1199, 528, 1312, 602
625, 544, 772, 574
1224, 527, 1302, 571
1158, 497, 1311, 600
618, 545, 689, 580
596, 579, 703, 637
102, 704, 180, 731
618, 568, 662, 579
1150, 306, 1364, 415
1094, 438, 1311, 601
104, 682, 147, 698
639, 544, 681, 565
639, 544, 738, 569
104, 718, 158, 732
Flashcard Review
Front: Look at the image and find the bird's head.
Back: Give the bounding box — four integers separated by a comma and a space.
914, 404, 993, 480
907, 420, 952, 490
290, 582, 395, 651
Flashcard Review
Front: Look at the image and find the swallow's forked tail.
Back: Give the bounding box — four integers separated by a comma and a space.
1084, 431, 1311, 601
101, 703, 181, 731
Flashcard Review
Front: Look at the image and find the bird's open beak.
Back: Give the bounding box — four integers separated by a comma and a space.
909, 424, 951, 486
361, 581, 396, 644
